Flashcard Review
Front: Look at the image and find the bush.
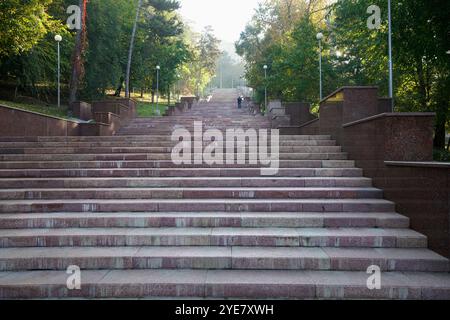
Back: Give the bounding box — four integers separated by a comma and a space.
433, 148, 450, 162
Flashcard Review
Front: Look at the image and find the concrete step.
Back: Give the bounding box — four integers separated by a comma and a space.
0, 187, 383, 200
0, 167, 364, 178
0, 198, 396, 213
0, 227, 427, 248
0, 177, 374, 189
1, 269, 449, 299
0, 160, 356, 170
0, 247, 446, 272
0, 212, 409, 229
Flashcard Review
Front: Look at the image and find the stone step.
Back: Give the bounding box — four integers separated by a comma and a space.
3, 269, 448, 299
0, 212, 409, 229
0, 167, 364, 178
0, 160, 356, 170
0, 227, 427, 248
0, 177, 373, 189
0, 247, 446, 272
0, 153, 348, 162
0, 140, 337, 148
0, 135, 333, 142
0, 146, 343, 155
0, 198, 395, 213
0, 187, 383, 201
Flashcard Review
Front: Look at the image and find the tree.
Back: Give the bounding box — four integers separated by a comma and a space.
69, 0, 88, 104
0, 0, 62, 58
125, 0, 143, 98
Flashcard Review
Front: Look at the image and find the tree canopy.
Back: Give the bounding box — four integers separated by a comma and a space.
236, 0, 449, 148
0, 0, 222, 102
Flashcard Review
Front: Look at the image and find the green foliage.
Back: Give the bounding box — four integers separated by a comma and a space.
433, 149, 450, 162
237, 0, 449, 147
0, 0, 204, 103
186, 26, 221, 96
0, 0, 64, 58
0, 0, 73, 100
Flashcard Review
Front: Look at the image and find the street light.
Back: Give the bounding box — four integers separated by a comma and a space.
263, 65, 268, 111
156, 65, 160, 115
54, 34, 62, 108
156, 65, 160, 103
316, 32, 324, 100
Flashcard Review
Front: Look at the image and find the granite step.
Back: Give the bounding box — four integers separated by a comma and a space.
0, 160, 356, 170
0, 198, 396, 213
0, 212, 409, 229
0, 140, 337, 148
0, 146, 344, 155
0, 187, 383, 200
0, 167, 364, 178
0, 177, 374, 189
0, 247, 446, 272
2, 269, 449, 299
0, 135, 333, 142
0, 227, 427, 248
0, 153, 349, 162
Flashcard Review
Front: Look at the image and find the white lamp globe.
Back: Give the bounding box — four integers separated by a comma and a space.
316, 32, 324, 40
54, 35, 62, 42
263, 65, 268, 70
156, 65, 160, 70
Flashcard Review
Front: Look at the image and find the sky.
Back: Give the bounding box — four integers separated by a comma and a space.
178, 0, 261, 44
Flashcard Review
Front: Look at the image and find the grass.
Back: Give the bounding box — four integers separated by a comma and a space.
1, 96, 177, 119
136, 101, 171, 117
0, 99, 70, 119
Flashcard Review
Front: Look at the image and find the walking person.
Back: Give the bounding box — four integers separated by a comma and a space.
237, 96, 243, 109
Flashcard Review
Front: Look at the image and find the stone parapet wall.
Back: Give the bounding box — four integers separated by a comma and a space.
296, 86, 450, 257
0, 105, 80, 137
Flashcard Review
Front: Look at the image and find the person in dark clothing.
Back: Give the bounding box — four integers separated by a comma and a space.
237, 96, 243, 109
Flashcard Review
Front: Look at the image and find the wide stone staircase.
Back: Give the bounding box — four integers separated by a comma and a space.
0, 89, 449, 299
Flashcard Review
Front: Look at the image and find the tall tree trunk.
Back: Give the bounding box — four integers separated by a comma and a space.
69, 0, 88, 106
125, 0, 142, 98
167, 84, 170, 106
416, 58, 428, 110
433, 77, 449, 149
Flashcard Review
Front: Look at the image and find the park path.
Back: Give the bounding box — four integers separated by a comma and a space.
0, 89, 449, 299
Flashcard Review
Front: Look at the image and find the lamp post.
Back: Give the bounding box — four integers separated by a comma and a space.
263, 65, 268, 111
156, 65, 160, 104
156, 65, 160, 115
387, 0, 394, 111
316, 32, 324, 101
54, 35, 62, 108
